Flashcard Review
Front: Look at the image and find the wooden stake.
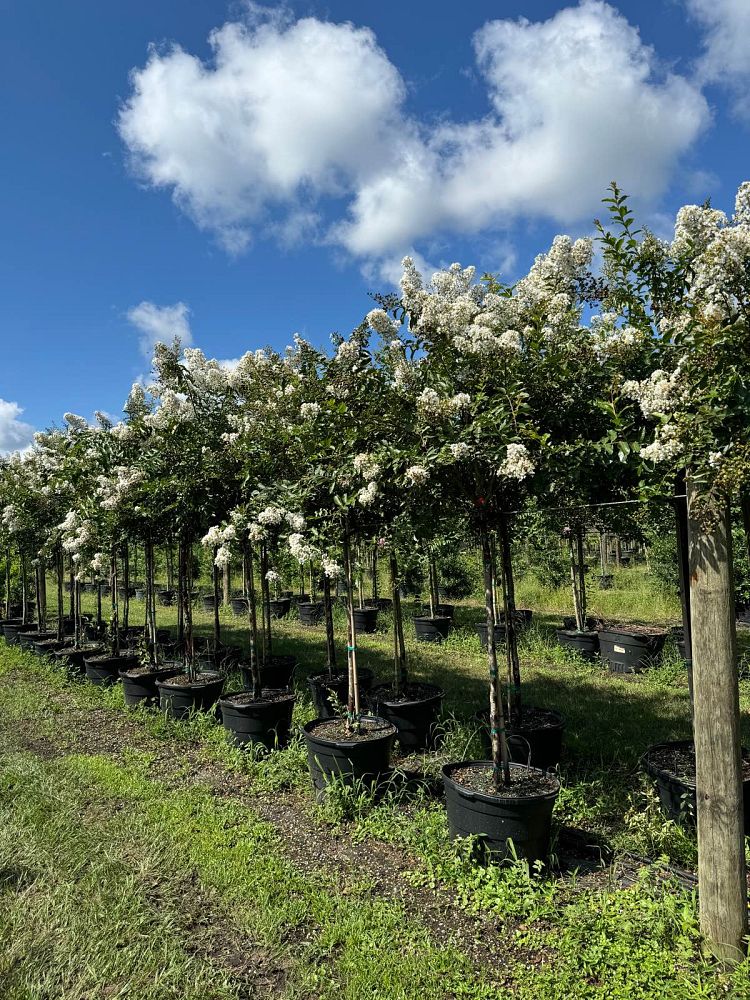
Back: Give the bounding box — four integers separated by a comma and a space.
687, 477, 747, 964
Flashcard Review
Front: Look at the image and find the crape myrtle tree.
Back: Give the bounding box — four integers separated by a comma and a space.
141, 343, 238, 679
387, 238, 609, 788
597, 180, 750, 962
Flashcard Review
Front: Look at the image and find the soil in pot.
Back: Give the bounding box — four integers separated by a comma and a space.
642, 740, 750, 830
29, 631, 58, 654
53, 644, 104, 674
298, 601, 324, 626
598, 625, 667, 674
367, 682, 443, 750
303, 715, 396, 799
230, 597, 249, 616
219, 688, 296, 750
353, 606, 378, 634
476, 706, 564, 770
497, 609, 533, 629
414, 616, 451, 643
157, 671, 224, 720
120, 662, 181, 707
365, 597, 392, 611
443, 760, 560, 864
157, 590, 176, 607
562, 615, 601, 631
308, 667, 375, 718
556, 629, 600, 659
84, 652, 140, 687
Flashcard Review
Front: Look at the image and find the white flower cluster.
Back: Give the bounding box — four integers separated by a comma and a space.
405, 465, 430, 486
288, 532, 319, 565
1, 504, 21, 534
417, 388, 471, 421
671, 204, 728, 257
498, 443, 535, 481
144, 389, 195, 430
97, 466, 144, 511
591, 313, 645, 359
641, 423, 683, 464
256, 506, 286, 527
201, 524, 236, 548
214, 546, 232, 568
622, 369, 685, 419
300, 402, 321, 420
91, 552, 106, 575
357, 481, 379, 506
321, 553, 343, 579
265, 570, 280, 583
449, 442, 472, 460
59, 510, 94, 554
63, 413, 89, 432
366, 308, 400, 337
353, 452, 381, 480
515, 236, 593, 314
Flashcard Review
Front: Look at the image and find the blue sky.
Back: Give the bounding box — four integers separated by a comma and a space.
1, 0, 748, 448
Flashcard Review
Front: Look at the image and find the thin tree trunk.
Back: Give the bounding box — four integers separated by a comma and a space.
343, 530, 360, 732
260, 543, 271, 660
68, 559, 74, 620
56, 546, 64, 642
498, 515, 522, 729
222, 561, 231, 606
390, 550, 407, 696
212, 550, 221, 655
20, 551, 27, 624
688, 477, 747, 964
166, 542, 174, 592
110, 548, 119, 657
4, 546, 11, 618
481, 526, 510, 789
371, 546, 379, 600
74, 578, 81, 647
122, 544, 130, 630
245, 542, 261, 696
177, 541, 184, 647
674, 474, 693, 706
180, 536, 195, 678
323, 573, 336, 677
146, 538, 157, 664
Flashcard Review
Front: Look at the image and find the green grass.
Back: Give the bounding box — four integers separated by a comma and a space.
3, 565, 750, 998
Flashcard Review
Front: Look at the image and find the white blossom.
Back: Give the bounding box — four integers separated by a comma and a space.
641, 423, 683, 464
300, 402, 321, 420
357, 481, 379, 506
214, 546, 232, 568
498, 443, 535, 481
322, 554, 343, 579
353, 453, 381, 480
449, 442, 471, 460
366, 308, 399, 337
405, 465, 430, 486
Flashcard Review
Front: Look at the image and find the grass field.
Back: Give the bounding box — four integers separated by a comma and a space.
2, 565, 750, 998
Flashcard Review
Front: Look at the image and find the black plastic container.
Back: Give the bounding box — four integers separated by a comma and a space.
308, 667, 375, 718
476, 707, 565, 771
219, 689, 296, 750
365, 598, 392, 611
17, 629, 42, 651
421, 603, 455, 619
556, 628, 600, 659
562, 615, 600, 631
299, 601, 324, 626
0, 619, 23, 643
498, 608, 533, 630
230, 597, 249, 616
30, 631, 59, 654
157, 589, 176, 607
53, 644, 104, 675
642, 739, 750, 830
475, 621, 507, 650
303, 715, 396, 798
353, 607, 379, 634
120, 663, 181, 707
442, 761, 560, 864
84, 652, 139, 687
414, 616, 451, 643
598, 627, 667, 674
598, 575, 614, 590
240, 653, 297, 690
268, 598, 291, 620
156, 671, 224, 720
201, 595, 217, 613
367, 683, 443, 750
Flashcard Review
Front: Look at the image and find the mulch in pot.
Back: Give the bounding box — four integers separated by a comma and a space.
309, 716, 396, 744
449, 762, 559, 800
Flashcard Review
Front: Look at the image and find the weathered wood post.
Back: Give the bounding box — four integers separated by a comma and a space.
687, 475, 747, 963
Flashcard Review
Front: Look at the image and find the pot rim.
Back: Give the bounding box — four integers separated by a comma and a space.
156, 671, 224, 691
442, 759, 561, 804
303, 714, 397, 747
219, 688, 297, 708
368, 681, 444, 707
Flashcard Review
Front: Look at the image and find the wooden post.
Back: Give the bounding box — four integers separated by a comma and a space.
687, 477, 747, 964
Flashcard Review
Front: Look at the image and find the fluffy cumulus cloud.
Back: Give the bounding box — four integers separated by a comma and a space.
0, 399, 35, 455
686, 0, 750, 115
127, 300, 192, 357
119, 1, 709, 266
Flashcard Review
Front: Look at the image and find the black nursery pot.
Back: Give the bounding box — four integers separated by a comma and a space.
240, 653, 297, 690
353, 606, 378, 634
30, 631, 59, 655
219, 689, 296, 750
475, 621, 507, 651
134, 588, 147, 601
84, 652, 139, 687
119, 662, 181, 707
230, 597, 249, 616
201, 595, 217, 613
53, 644, 104, 675
442, 761, 560, 864
562, 615, 600, 631
598, 627, 667, 674
157, 590, 176, 607
556, 629, 600, 659
308, 667, 375, 718
598, 575, 614, 590
298, 601, 324, 626
268, 598, 291, 619
367, 682, 444, 750
156, 671, 224, 720
0, 619, 23, 644
17, 629, 42, 651
476, 707, 565, 771
414, 616, 451, 643
642, 740, 750, 830
421, 603, 454, 620
302, 715, 396, 798
365, 597, 392, 612
497, 608, 533, 630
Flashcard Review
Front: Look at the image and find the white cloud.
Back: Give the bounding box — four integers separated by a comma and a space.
127, 301, 192, 358
686, 0, 750, 116
119, 2, 709, 266
0, 400, 35, 455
